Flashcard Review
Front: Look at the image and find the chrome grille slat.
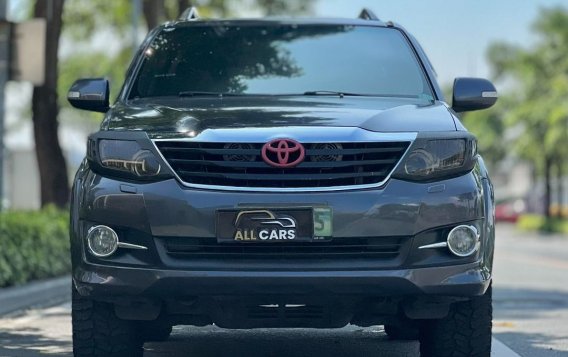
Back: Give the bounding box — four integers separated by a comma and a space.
160, 147, 261, 155
177, 171, 389, 181
168, 158, 397, 168
159, 146, 408, 156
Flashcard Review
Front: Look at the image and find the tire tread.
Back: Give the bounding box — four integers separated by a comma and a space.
419, 285, 492, 357
72, 287, 143, 357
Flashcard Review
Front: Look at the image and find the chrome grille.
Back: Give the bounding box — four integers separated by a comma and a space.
154, 141, 410, 189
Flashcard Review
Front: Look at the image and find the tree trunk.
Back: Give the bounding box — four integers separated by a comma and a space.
177, 0, 190, 15
164, 0, 190, 20
544, 156, 553, 220
143, 0, 165, 30
32, 0, 69, 208
557, 159, 564, 217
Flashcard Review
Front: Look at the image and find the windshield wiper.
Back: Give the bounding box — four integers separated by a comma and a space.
178, 91, 243, 97
302, 90, 367, 98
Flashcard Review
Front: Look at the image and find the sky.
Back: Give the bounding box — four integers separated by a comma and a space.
315, 0, 566, 86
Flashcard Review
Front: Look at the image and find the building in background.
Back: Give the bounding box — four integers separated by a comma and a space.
3, 80, 98, 209
4, 119, 95, 209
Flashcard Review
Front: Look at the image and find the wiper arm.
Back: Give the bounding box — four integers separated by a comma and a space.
178, 91, 242, 97
302, 91, 425, 99
303, 90, 365, 98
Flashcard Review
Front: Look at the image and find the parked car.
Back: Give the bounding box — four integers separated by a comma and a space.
68, 8, 497, 357
495, 198, 527, 223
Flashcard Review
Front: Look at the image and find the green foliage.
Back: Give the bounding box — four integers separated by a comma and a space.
58, 47, 134, 117
486, 6, 568, 174
255, 0, 314, 16
174, 0, 315, 18
63, 0, 133, 40
483, 6, 568, 217
517, 214, 568, 234
460, 103, 506, 170
59, 0, 136, 115
0, 208, 70, 287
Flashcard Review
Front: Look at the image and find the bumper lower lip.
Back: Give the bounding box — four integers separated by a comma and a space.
74, 260, 491, 299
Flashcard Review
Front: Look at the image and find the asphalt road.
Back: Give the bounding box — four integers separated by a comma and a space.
0, 224, 566, 357
492, 225, 568, 356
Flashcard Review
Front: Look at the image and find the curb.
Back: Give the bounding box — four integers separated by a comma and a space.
492, 337, 522, 357
0, 274, 71, 316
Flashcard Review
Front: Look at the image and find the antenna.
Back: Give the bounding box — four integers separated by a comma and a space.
179, 7, 200, 21
358, 8, 379, 21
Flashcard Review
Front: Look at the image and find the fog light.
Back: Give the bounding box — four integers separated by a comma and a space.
447, 225, 479, 257
87, 225, 118, 257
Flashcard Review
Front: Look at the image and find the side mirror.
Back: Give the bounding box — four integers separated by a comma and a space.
67, 78, 110, 113
452, 77, 498, 113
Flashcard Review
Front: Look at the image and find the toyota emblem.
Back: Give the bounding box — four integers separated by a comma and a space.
261, 139, 305, 168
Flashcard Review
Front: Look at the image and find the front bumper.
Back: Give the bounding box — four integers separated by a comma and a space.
74, 259, 490, 298
71, 165, 494, 302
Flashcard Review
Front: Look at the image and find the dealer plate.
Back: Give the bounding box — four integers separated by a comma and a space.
216, 207, 332, 243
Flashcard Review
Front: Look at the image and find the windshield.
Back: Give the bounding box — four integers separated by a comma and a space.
130, 24, 434, 100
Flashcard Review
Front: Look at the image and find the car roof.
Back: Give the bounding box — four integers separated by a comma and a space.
166, 17, 389, 29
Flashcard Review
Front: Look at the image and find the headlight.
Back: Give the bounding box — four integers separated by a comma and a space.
86, 138, 166, 179
394, 137, 477, 181
99, 140, 161, 176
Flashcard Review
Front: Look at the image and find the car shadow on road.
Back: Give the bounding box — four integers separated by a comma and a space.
145, 325, 419, 357
0, 327, 72, 356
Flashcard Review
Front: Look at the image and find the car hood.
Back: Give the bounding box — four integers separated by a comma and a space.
103, 96, 457, 138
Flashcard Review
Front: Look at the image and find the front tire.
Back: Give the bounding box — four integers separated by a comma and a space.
72, 286, 143, 357
419, 285, 492, 357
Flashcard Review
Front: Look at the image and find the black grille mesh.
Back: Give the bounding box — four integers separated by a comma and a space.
163, 237, 406, 259
155, 141, 410, 188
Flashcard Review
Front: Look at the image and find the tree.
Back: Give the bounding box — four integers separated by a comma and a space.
460, 102, 507, 171
141, 0, 315, 32
32, 0, 69, 208
486, 7, 568, 219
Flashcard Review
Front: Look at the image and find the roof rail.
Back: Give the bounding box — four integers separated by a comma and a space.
179, 6, 200, 21
358, 8, 379, 21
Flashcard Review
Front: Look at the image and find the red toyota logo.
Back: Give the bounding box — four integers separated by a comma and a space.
261, 139, 305, 168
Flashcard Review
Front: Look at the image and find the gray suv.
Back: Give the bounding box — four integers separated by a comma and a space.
68, 8, 497, 357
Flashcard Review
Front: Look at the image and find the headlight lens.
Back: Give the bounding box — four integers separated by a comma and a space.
404, 149, 436, 176
98, 140, 161, 176
395, 138, 476, 181
404, 139, 465, 177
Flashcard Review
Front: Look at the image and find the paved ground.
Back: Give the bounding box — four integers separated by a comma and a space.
0, 224, 566, 356
492, 225, 568, 356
